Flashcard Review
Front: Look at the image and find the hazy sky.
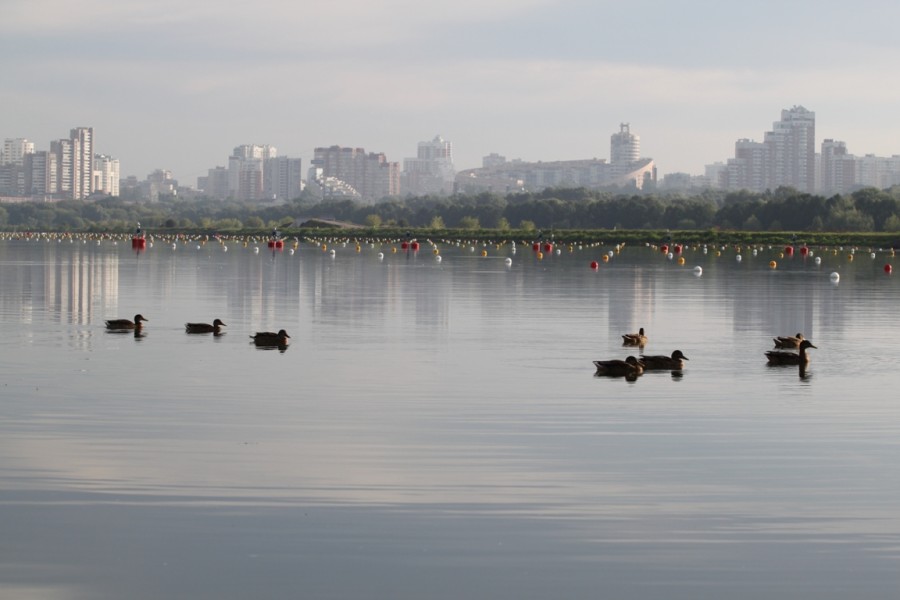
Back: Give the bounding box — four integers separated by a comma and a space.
4, 0, 900, 185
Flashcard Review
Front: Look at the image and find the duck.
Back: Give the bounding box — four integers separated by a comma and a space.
250, 329, 291, 346
640, 349, 689, 371
105, 314, 148, 330
773, 332, 804, 348
593, 355, 644, 378
622, 327, 648, 347
765, 339, 817, 365
185, 319, 226, 334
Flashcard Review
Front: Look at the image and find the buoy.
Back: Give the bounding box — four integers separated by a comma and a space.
543, 243, 553, 253
871, 252, 876, 259
590, 261, 599, 269
330, 249, 336, 257
677, 256, 685, 265
814, 256, 821, 265
537, 251, 544, 260
785, 246, 794, 256
693, 266, 703, 276
505, 257, 513, 266
401, 241, 409, 250
532, 243, 540, 252
436, 255, 442, 263
667, 252, 674, 260
602, 254, 610, 263
800, 246, 809, 256
830, 272, 840, 282
769, 260, 777, 269
378, 252, 384, 260
885, 264, 892, 274
481, 250, 488, 257
660, 244, 669, 254
411, 242, 420, 252
736, 254, 742, 262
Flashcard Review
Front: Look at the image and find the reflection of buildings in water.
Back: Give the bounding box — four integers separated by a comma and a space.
730, 265, 816, 341
607, 267, 655, 340
0, 242, 119, 327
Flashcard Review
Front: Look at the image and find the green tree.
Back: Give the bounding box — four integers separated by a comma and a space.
364, 214, 382, 228
459, 215, 480, 230
429, 215, 445, 229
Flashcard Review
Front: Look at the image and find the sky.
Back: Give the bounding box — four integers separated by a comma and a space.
4, 0, 900, 186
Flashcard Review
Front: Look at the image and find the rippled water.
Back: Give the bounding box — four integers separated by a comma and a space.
2, 237, 899, 599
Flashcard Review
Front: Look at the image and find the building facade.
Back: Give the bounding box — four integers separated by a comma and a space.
311, 145, 399, 203
401, 135, 455, 196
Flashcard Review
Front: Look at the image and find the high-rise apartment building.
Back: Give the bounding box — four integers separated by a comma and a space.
2, 138, 34, 166
610, 123, 640, 164
264, 156, 303, 200
719, 106, 816, 193
51, 139, 73, 197
764, 106, 815, 192
312, 146, 399, 203
70, 127, 94, 199
93, 154, 120, 196
401, 135, 455, 196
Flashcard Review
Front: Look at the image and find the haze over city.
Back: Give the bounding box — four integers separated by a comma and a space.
4, 0, 900, 184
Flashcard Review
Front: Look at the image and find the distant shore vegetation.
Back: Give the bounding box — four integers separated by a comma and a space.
3, 185, 900, 247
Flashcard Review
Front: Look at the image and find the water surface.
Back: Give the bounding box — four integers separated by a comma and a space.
1, 237, 899, 599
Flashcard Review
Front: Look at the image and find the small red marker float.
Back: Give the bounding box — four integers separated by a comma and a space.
885, 264, 893, 274
785, 246, 794, 256
590, 261, 599, 269
800, 246, 809, 257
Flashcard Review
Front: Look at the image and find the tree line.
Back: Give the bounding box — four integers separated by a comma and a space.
2, 185, 900, 234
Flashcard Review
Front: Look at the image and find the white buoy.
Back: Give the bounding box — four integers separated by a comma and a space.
667, 252, 674, 260
254, 247, 259, 254
223, 246, 228, 252
330, 249, 336, 257
505, 257, 512, 266
693, 266, 703, 276
830, 272, 840, 282
196, 245, 201, 250
871, 252, 877, 259
289, 248, 294, 255
172, 243, 177, 250
436, 255, 442, 263
814, 256, 822, 265
736, 254, 742, 262
378, 252, 384, 260
752, 249, 758, 256
608, 250, 614, 258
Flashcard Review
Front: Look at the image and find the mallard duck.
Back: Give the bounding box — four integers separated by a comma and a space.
766, 339, 817, 365
593, 355, 644, 378
640, 349, 689, 370
773, 333, 804, 348
250, 329, 290, 346
622, 327, 647, 347
185, 319, 226, 334
105, 314, 148, 330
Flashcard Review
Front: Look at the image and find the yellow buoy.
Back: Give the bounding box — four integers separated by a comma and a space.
481, 250, 488, 257
769, 260, 777, 269
537, 251, 544, 260
677, 256, 685, 265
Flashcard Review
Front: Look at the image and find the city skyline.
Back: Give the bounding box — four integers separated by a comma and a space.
4, 1, 900, 185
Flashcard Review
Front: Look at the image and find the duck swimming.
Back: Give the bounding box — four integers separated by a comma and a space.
640, 350, 689, 371
185, 319, 226, 334
766, 339, 817, 365
250, 329, 291, 346
593, 355, 644, 378
622, 327, 648, 347
773, 333, 804, 349
105, 314, 148, 330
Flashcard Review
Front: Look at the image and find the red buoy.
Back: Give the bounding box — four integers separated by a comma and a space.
885, 264, 893, 274
590, 261, 599, 269
800, 246, 809, 256
674, 244, 683, 254
532, 242, 540, 252
660, 244, 669, 254
131, 237, 146, 250
411, 241, 420, 252
401, 241, 409, 250
543, 243, 553, 253
785, 245, 794, 256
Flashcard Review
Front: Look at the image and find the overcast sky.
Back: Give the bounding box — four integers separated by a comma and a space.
3, 0, 900, 185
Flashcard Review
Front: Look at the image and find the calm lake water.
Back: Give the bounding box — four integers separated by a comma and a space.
1, 235, 900, 599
